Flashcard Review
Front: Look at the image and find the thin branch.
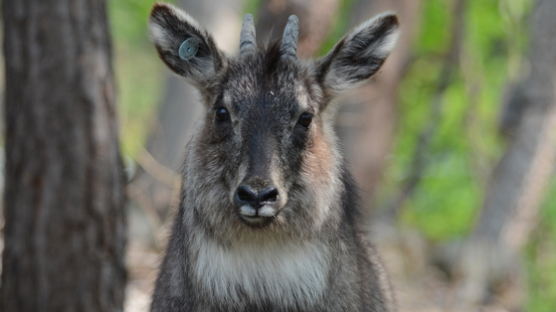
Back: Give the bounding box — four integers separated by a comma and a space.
135, 148, 181, 188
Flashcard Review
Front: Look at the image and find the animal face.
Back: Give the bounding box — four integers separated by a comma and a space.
149, 3, 399, 239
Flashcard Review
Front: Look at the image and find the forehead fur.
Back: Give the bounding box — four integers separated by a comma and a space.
217, 43, 315, 107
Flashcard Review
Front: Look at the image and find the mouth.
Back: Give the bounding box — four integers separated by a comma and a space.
238, 205, 277, 228
239, 215, 275, 227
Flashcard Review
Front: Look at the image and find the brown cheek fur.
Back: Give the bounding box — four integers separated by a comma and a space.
302, 124, 334, 183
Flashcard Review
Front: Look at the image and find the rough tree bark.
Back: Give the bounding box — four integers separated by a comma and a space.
439, 0, 556, 308
1, 1, 126, 311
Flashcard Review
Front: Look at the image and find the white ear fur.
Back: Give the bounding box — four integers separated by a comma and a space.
345, 12, 400, 58
149, 3, 201, 50
149, 3, 225, 85
316, 12, 400, 94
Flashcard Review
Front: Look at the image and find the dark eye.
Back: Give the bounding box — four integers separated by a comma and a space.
215, 107, 230, 122
297, 112, 313, 128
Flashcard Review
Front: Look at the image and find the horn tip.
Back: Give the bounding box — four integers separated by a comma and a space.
243, 13, 254, 22
287, 15, 299, 24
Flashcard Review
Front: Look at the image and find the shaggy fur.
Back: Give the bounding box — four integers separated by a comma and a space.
148, 3, 399, 311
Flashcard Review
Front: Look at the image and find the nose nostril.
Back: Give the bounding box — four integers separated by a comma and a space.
235, 185, 279, 209
236, 185, 257, 203
259, 187, 279, 203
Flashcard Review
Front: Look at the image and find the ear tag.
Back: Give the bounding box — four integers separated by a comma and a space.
178, 37, 200, 61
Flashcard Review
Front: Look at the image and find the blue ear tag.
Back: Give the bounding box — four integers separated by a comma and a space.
178, 37, 200, 61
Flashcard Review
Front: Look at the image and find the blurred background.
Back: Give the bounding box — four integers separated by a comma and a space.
2, 0, 556, 311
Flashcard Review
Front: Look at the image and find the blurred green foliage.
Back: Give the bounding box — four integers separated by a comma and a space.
381, 0, 555, 310
243, 0, 262, 15
384, 0, 520, 241
108, 0, 554, 310
318, 0, 356, 55
109, 0, 168, 157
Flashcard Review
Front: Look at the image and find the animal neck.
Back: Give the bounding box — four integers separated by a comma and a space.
189, 230, 331, 309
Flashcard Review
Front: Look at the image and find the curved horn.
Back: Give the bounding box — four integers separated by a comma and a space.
239, 14, 257, 56
280, 15, 299, 60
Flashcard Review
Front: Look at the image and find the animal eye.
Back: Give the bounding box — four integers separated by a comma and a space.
297, 112, 313, 128
215, 107, 230, 122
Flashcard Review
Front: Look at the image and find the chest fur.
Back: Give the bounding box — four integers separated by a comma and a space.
191, 237, 330, 308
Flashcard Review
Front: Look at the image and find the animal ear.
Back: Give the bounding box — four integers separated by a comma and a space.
149, 3, 226, 86
314, 13, 399, 95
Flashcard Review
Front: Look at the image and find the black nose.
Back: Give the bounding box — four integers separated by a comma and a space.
235, 185, 279, 207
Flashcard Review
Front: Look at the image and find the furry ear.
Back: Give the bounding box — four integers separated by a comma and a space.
314, 13, 399, 95
149, 3, 226, 86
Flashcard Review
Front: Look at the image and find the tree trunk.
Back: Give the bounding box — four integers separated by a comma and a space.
1, 1, 126, 311
438, 0, 556, 308
473, 0, 556, 251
